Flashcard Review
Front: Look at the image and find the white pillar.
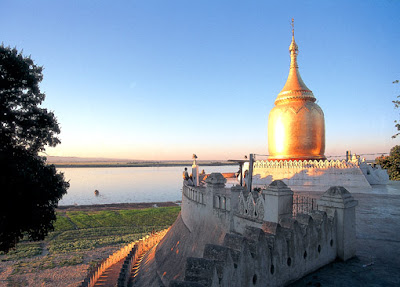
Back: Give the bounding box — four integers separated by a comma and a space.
317, 186, 358, 261
263, 180, 293, 223
192, 165, 199, 187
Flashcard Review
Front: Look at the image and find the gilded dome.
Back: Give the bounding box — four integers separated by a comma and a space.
268, 22, 325, 161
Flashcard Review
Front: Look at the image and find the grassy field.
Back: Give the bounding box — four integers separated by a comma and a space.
0, 205, 181, 286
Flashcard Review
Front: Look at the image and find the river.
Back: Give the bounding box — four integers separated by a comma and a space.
57, 165, 238, 206
57, 165, 400, 206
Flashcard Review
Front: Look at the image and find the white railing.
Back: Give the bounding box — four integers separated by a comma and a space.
213, 194, 230, 211
253, 159, 357, 169
183, 183, 205, 205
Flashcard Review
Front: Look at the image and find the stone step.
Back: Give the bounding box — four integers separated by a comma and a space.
169, 281, 205, 287
183, 257, 216, 287
203, 244, 231, 279
222, 233, 245, 251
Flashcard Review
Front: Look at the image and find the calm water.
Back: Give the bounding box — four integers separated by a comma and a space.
58, 166, 400, 206
58, 165, 237, 206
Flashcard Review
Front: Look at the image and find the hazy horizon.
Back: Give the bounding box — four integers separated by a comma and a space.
45, 153, 385, 163
45, 155, 235, 163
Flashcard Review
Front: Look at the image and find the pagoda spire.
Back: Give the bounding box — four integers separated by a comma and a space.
289, 18, 298, 69
275, 18, 315, 105
268, 19, 326, 161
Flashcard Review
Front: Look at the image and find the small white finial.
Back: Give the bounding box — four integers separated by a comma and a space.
192, 154, 198, 166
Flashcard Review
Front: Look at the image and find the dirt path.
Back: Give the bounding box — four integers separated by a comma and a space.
39, 242, 49, 256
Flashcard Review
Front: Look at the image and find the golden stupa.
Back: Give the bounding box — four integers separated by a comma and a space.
268, 20, 325, 160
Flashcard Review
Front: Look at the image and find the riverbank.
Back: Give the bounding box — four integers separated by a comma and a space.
0, 204, 181, 287
56, 201, 180, 212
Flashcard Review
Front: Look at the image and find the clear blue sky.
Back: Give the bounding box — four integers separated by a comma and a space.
2, 0, 400, 160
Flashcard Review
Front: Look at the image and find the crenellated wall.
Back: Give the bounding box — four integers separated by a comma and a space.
174, 213, 337, 287
153, 174, 233, 286
254, 159, 356, 169
167, 175, 358, 287
252, 159, 372, 193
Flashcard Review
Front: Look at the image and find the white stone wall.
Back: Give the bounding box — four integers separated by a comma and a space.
359, 162, 389, 185
202, 214, 337, 287
181, 183, 231, 235
175, 178, 357, 287
252, 159, 372, 193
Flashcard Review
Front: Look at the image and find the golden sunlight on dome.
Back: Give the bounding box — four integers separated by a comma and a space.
268, 19, 325, 161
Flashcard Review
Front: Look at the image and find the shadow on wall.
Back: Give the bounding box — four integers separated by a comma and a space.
252, 163, 372, 193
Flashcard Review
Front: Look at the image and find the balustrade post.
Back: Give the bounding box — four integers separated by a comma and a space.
317, 186, 358, 261
263, 180, 293, 223
215, 195, 220, 208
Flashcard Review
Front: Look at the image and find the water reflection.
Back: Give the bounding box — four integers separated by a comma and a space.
58, 166, 400, 206
58, 166, 237, 206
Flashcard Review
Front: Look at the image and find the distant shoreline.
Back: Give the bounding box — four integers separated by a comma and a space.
51, 161, 236, 168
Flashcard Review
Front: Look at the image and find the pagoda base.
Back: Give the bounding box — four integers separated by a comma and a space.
267, 155, 327, 161
252, 159, 372, 193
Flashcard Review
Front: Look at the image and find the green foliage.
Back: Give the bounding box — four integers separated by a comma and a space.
0, 45, 69, 253
0, 46, 61, 152
52, 215, 76, 231
1, 205, 180, 283
64, 206, 180, 229
376, 145, 400, 180
12, 254, 84, 273
392, 80, 400, 138
0, 242, 42, 261
65, 212, 96, 229
49, 206, 180, 254
48, 230, 145, 253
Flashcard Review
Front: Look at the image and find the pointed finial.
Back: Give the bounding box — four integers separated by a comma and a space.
291, 18, 294, 38
276, 19, 315, 105
289, 18, 298, 55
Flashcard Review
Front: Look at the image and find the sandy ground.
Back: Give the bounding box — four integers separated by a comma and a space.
0, 246, 120, 287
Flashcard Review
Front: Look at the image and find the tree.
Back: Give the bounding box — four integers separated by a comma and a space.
392, 80, 400, 138
0, 45, 69, 253
376, 145, 400, 180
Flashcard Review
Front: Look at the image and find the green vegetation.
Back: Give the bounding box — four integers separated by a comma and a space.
0, 45, 69, 253
376, 81, 400, 180
392, 80, 400, 138
376, 145, 400, 180
47, 206, 179, 254
0, 205, 180, 281
61, 206, 179, 229
12, 254, 84, 273
0, 243, 42, 261
48, 228, 144, 254
52, 215, 76, 231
